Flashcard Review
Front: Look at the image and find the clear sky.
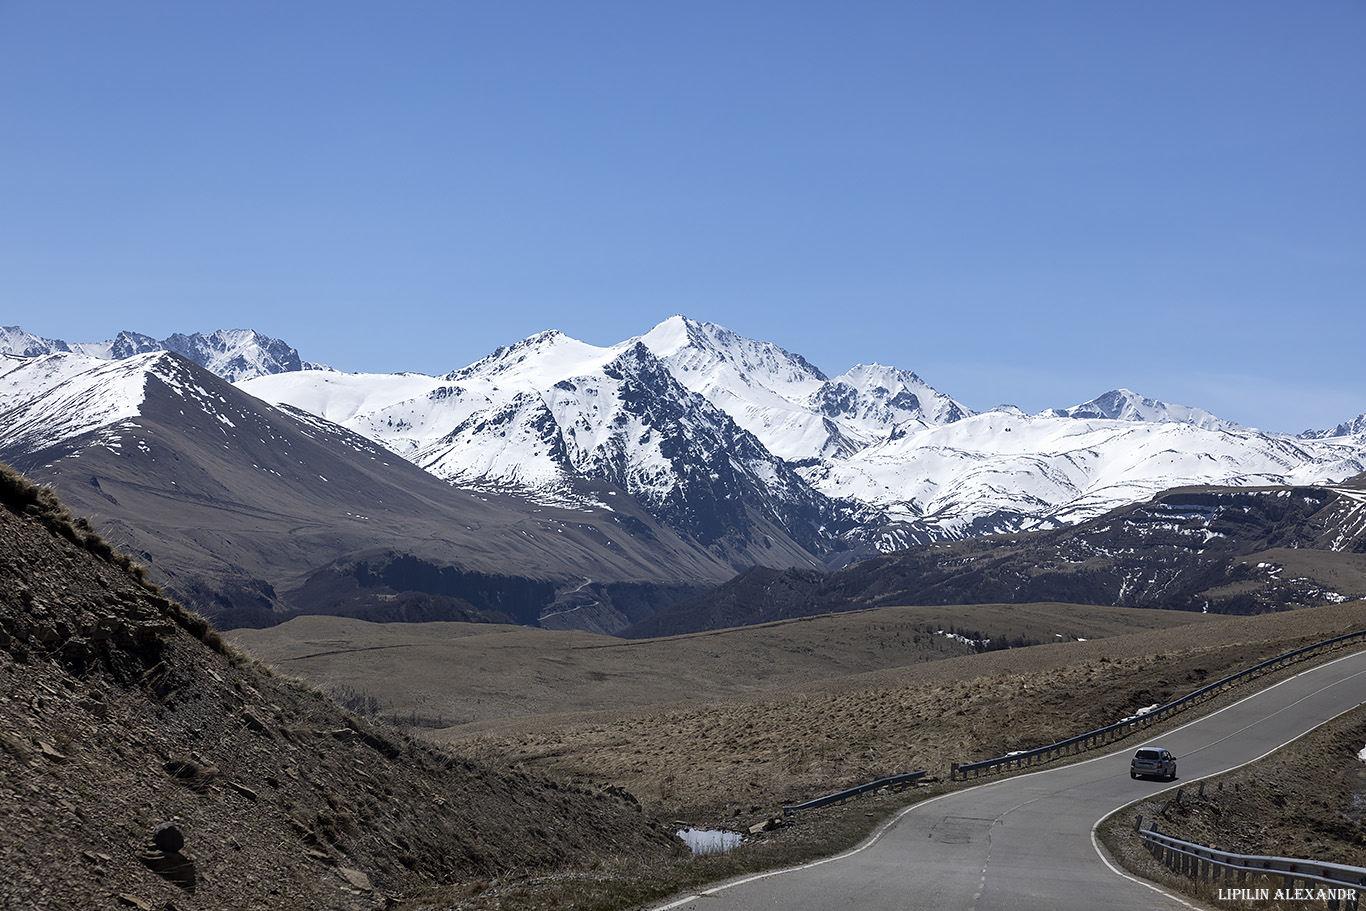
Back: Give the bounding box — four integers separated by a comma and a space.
2, 2, 1362, 433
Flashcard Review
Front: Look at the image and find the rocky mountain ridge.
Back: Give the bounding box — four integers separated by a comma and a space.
1, 326, 327, 381
236, 316, 1366, 553
625, 472, 1366, 637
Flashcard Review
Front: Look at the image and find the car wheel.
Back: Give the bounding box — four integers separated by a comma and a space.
1130, 771, 1137, 779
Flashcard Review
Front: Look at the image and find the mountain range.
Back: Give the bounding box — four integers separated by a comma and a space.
0, 326, 327, 381
236, 315, 1366, 549
625, 474, 1366, 638
0, 349, 732, 630
2, 318, 1364, 631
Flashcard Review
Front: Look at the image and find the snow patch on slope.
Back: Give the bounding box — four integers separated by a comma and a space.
804, 410, 1366, 539
0, 353, 152, 454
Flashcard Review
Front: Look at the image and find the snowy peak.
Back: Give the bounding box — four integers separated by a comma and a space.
159, 329, 306, 381
406, 330, 840, 562
1045, 388, 1245, 433
640, 315, 829, 390
1, 326, 75, 358
0, 326, 317, 381
1300, 413, 1366, 441
0, 348, 333, 464
0, 352, 160, 456
73, 330, 163, 360
817, 363, 971, 431
634, 317, 972, 461
445, 329, 614, 387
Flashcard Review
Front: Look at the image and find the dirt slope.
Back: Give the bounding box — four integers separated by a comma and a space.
0, 463, 679, 911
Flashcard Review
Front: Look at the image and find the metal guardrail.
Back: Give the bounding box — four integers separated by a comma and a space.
782, 771, 927, 815
1138, 825, 1366, 906
951, 628, 1366, 781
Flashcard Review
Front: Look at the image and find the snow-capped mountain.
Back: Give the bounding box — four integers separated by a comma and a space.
0, 350, 741, 630
240, 315, 1366, 554
0, 352, 151, 453
0, 326, 324, 381
799, 407, 1366, 544
1300, 413, 1366, 441
251, 329, 851, 563
9, 318, 1366, 566
638, 316, 970, 461
1042, 388, 1245, 433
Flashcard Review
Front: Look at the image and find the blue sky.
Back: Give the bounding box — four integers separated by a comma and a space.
2, 2, 1362, 433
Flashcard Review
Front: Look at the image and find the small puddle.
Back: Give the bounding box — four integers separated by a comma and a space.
676, 827, 742, 854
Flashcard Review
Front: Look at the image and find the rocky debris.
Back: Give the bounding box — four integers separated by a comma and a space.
225, 781, 258, 802
152, 822, 185, 853
139, 848, 197, 894
338, 867, 374, 892
748, 816, 784, 835
36, 739, 68, 763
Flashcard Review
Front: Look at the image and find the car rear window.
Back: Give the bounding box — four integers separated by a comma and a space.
1135, 749, 1160, 760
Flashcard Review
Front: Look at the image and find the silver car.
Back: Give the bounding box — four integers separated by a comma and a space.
1130, 747, 1177, 781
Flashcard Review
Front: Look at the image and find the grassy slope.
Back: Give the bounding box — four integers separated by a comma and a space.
230, 595, 1365, 829
227, 602, 1214, 727
434, 604, 1364, 822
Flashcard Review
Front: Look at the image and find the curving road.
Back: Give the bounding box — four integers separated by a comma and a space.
654, 647, 1366, 911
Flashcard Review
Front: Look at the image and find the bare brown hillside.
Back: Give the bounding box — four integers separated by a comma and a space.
0, 463, 679, 911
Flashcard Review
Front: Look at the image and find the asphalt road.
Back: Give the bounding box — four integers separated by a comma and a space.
654, 646, 1366, 911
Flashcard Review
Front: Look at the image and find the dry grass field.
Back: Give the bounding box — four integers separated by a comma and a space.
435, 603, 1364, 825
229, 601, 1212, 727
421, 601, 1366, 911
230, 602, 1366, 826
